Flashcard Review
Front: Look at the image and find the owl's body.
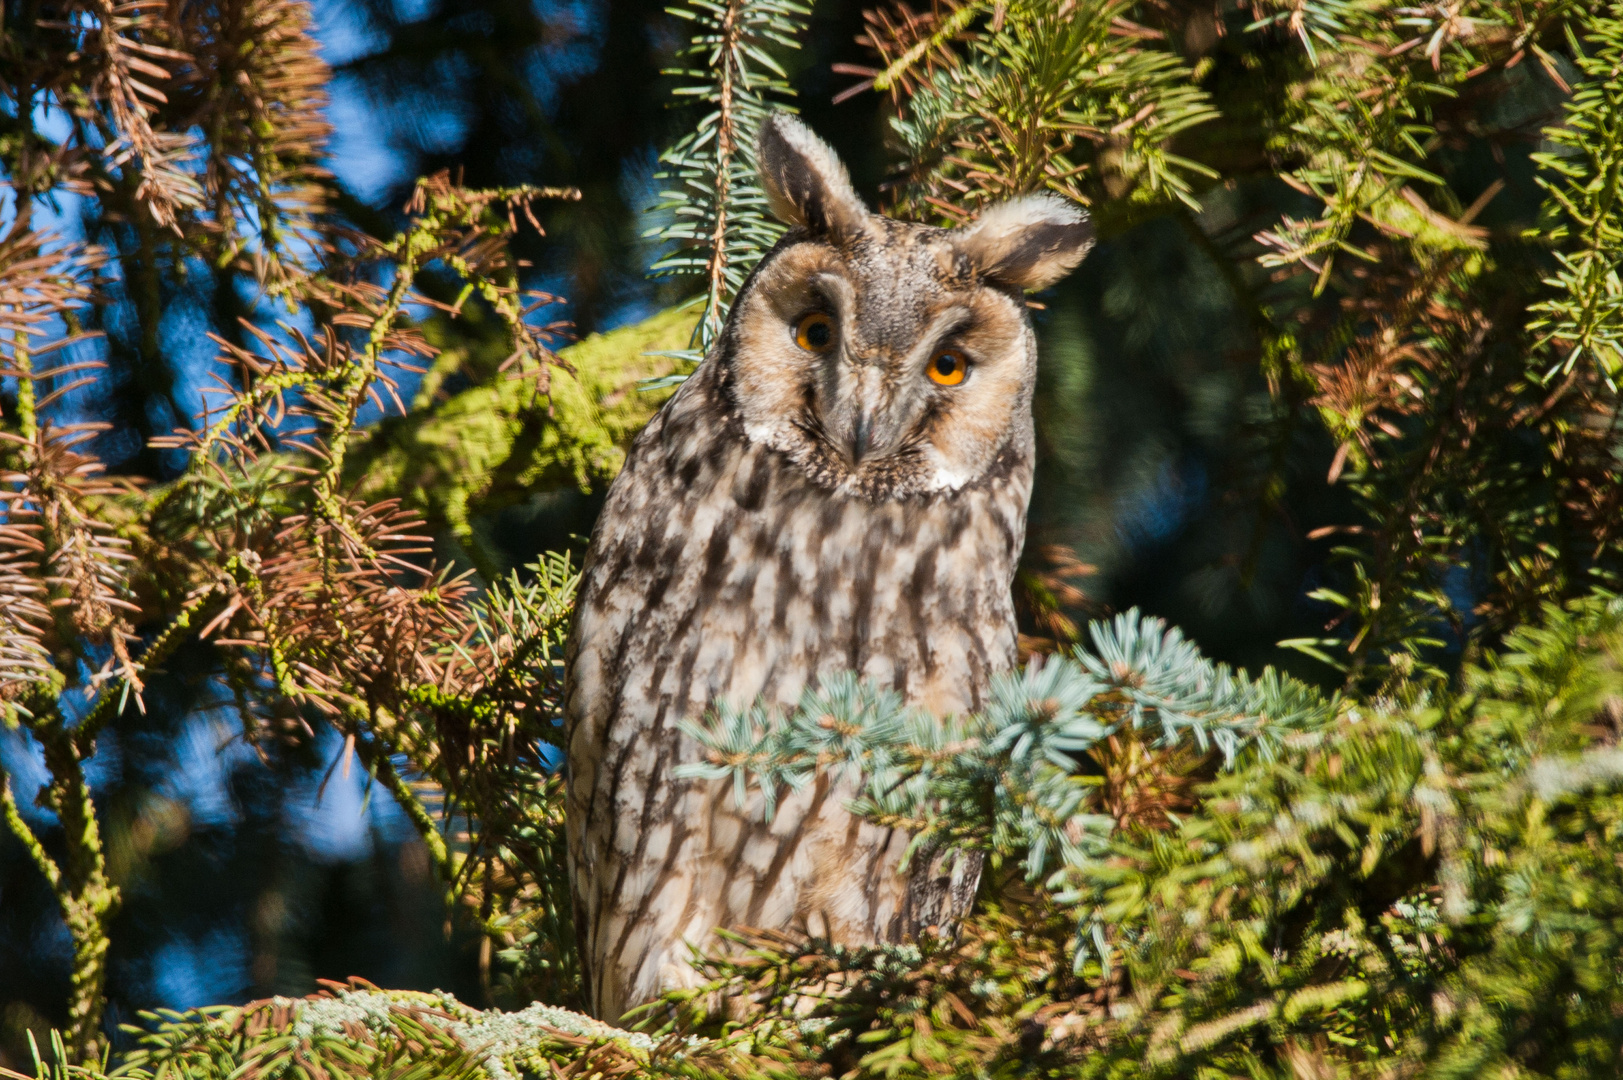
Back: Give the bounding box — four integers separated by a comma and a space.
566, 350, 1028, 1018
565, 116, 1093, 1021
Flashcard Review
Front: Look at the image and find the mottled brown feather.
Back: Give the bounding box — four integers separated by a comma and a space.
564, 115, 1089, 1021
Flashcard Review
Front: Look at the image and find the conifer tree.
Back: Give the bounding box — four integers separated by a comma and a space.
3, 0, 1623, 1076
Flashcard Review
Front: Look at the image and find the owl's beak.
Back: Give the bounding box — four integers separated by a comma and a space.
849, 410, 873, 463
833, 360, 895, 466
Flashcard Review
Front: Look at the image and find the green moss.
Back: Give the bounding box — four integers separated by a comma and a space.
350, 302, 699, 555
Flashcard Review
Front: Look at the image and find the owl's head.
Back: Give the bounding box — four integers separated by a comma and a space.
713, 113, 1094, 501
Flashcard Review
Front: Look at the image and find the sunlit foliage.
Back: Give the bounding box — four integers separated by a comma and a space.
4, 0, 1623, 1075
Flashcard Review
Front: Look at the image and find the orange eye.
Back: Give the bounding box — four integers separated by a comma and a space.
795, 312, 835, 352
927, 348, 968, 386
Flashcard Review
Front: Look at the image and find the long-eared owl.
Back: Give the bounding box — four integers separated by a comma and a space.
564, 114, 1095, 1020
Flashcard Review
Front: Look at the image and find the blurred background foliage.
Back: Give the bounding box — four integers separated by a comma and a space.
1, 0, 1621, 1073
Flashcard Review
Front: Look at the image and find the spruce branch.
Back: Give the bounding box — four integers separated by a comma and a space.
176, 0, 335, 289
1, 777, 63, 893
649, 0, 810, 356
1248, 0, 1577, 290
666, 595, 1623, 1078
82, 977, 758, 1080
850, 0, 1217, 222
155, 174, 587, 990
0, 226, 134, 1062
868, 0, 981, 97
365, 735, 456, 884
1526, 5, 1623, 387
0, 721, 123, 1063
678, 609, 1335, 964
1, 0, 602, 1047
38, 0, 204, 231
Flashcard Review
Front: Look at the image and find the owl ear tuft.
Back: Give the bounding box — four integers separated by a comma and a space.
955, 195, 1095, 291
756, 113, 868, 237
